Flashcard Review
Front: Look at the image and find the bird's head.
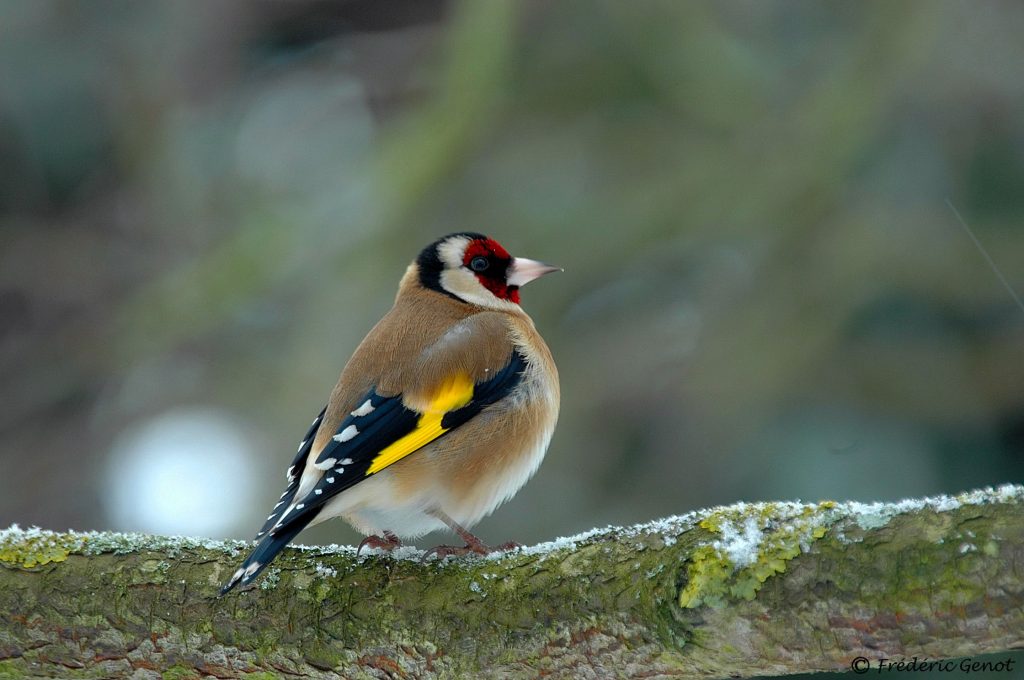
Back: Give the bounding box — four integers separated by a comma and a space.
415, 233, 560, 309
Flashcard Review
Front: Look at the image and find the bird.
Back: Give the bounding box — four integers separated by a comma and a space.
220, 233, 560, 593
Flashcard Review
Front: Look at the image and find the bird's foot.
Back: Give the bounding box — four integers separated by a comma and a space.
422, 539, 521, 561
422, 509, 521, 560
422, 543, 484, 560
357, 530, 402, 556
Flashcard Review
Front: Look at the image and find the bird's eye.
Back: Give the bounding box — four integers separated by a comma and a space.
470, 256, 490, 272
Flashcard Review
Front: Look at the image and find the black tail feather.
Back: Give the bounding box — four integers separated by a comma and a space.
220, 512, 314, 595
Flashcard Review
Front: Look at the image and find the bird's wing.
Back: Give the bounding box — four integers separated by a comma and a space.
270, 313, 527, 535
252, 405, 326, 540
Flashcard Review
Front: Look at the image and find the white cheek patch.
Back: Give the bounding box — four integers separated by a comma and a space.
437, 236, 472, 269
439, 269, 520, 312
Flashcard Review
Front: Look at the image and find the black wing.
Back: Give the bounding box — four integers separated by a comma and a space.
252, 405, 326, 540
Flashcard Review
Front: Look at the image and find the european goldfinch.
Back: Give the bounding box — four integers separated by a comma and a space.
221, 233, 560, 593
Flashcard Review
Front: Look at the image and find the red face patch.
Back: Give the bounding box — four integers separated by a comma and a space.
462, 238, 510, 263
463, 238, 520, 304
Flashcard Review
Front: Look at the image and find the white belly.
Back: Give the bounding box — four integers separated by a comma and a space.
313, 471, 446, 538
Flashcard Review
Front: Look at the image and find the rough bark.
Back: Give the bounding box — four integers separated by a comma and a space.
1, 486, 1022, 679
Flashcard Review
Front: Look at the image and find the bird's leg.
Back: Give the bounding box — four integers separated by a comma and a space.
423, 509, 520, 560
357, 530, 402, 556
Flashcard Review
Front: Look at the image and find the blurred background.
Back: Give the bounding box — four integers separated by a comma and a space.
2, 0, 1023, 560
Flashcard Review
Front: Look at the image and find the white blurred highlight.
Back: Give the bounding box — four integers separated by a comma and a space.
104, 408, 257, 537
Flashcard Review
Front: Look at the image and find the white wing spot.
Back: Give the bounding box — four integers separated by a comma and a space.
334, 425, 359, 443
340, 458, 354, 465
315, 457, 336, 470
266, 514, 275, 521
351, 399, 375, 417
335, 467, 345, 475
326, 477, 335, 483
296, 503, 305, 510
243, 561, 262, 579
312, 416, 321, 427
315, 489, 322, 495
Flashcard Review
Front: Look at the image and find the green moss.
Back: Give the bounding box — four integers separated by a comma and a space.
679, 501, 836, 609
302, 643, 350, 674
243, 672, 282, 680
812, 510, 1000, 614
0, 660, 25, 680
162, 664, 200, 680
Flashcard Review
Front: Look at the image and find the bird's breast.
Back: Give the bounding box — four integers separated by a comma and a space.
433, 334, 559, 526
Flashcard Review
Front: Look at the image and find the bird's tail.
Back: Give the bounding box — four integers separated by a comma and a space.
220, 513, 313, 595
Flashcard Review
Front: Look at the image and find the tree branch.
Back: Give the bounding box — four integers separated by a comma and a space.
2, 486, 1022, 679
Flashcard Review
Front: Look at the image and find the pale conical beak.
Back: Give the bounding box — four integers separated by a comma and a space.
507, 257, 562, 287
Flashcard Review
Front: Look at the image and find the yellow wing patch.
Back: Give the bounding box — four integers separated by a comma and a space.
366, 374, 474, 475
